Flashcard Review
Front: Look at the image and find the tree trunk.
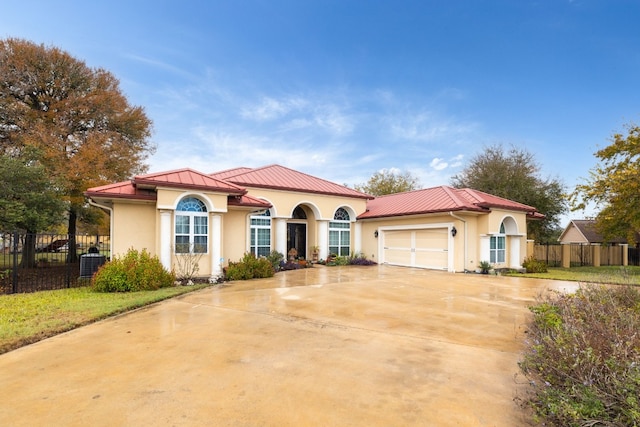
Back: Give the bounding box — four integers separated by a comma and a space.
19, 233, 37, 268
67, 208, 78, 262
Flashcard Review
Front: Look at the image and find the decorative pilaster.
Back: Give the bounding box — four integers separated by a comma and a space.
317, 220, 329, 260
353, 221, 362, 254
210, 214, 223, 278
159, 210, 172, 271
275, 218, 287, 256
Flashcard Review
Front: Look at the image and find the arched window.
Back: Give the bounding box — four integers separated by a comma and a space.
490, 222, 506, 263
292, 206, 307, 219
250, 210, 271, 257
175, 197, 208, 253
329, 208, 350, 256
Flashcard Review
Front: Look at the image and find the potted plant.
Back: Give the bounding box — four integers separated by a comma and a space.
478, 260, 492, 274
311, 245, 320, 262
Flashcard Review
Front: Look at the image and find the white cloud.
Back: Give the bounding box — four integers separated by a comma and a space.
430, 158, 448, 171
241, 96, 308, 121
388, 111, 477, 144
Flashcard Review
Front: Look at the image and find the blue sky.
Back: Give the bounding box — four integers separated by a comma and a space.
2, 1, 639, 220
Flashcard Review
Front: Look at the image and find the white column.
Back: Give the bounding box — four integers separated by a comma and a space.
353, 221, 362, 254
509, 236, 521, 268
159, 210, 172, 271
317, 220, 329, 260
275, 218, 287, 256
210, 214, 223, 278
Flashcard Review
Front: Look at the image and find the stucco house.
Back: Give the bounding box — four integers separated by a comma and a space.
558, 219, 628, 245
84, 164, 542, 279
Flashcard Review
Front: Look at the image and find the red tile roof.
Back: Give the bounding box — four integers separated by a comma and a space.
211, 164, 372, 199
357, 186, 541, 219
227, 194, 272, 209
85, 169, 268, 209
84, 181, 157, 201
134, 168, 245, 194
210, 167, 254, 180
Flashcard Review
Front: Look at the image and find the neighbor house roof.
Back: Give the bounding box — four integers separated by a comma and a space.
211, 164, 372, 200
558, 219, 627, 244
357, 186, 542, 219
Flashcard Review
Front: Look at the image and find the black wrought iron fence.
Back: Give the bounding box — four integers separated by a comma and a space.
0, 232, 110, 294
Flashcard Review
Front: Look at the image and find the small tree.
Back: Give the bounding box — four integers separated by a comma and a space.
0, 156, 65, 267
354, 169, 420, 196
571, 123, 640, 244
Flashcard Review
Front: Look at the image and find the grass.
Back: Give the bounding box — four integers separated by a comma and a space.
0, 283, 211, 354
506, 265, 640, 286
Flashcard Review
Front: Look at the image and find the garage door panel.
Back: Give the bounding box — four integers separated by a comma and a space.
385, 249, 411, 265
415, 229, 448, 250
414, 249, 448, 270
382, 228, 449, 270
384, 230, 412, 248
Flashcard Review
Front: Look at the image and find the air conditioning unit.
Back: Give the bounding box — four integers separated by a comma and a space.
79, 253, 106, 278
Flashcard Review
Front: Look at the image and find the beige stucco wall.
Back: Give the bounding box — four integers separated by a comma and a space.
221, 209, 251, 264
111, 201, 157, 256
478, 209, 528, 269
244, 188, 367, 221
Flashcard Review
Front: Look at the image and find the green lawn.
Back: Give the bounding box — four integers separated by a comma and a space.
506, 265, 640, 286
0, 283, 211, 354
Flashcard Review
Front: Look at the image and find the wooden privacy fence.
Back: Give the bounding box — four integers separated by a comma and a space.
532, 242, 631, 268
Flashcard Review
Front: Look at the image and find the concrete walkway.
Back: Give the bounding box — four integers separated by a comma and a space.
0, 265, 578, 426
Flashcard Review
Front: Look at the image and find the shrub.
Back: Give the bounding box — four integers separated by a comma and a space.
324, 252, 377, 266
266, 250, 284, 272
347, 252, 377, 266
519, 285, 640, 426
92, 248, 175, 292
225, 252, 274, 281
522, 255, 548, 273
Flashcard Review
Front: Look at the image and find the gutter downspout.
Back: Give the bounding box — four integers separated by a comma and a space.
88, 199, 114, 259
449, 211, 468, 272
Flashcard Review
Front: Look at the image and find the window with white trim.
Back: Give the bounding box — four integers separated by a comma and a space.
175, 197, 208, 253
250, 210, 271, 257
490, 222, 506, 263
329, 207, 350, 256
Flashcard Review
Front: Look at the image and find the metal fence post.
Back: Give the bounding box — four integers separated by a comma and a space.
11, 231, 18, 294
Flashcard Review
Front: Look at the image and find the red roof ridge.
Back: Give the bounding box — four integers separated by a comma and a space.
134, 168, 246, 194
223, 164, 372, 199
442, 186, 474, 208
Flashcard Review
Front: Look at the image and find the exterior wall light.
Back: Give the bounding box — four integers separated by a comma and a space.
451, 226, 457, 237
374, 230, 379, 238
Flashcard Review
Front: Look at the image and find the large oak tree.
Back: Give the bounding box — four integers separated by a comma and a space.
450, 144, 567, 242
354, 169, 420, 196
571, 123, 640, 244
0, 38, 154, 259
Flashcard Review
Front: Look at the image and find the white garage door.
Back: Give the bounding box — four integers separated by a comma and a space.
382, 228, 449, 270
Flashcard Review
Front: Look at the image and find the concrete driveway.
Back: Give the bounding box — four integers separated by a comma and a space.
0, 265, 578, 426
